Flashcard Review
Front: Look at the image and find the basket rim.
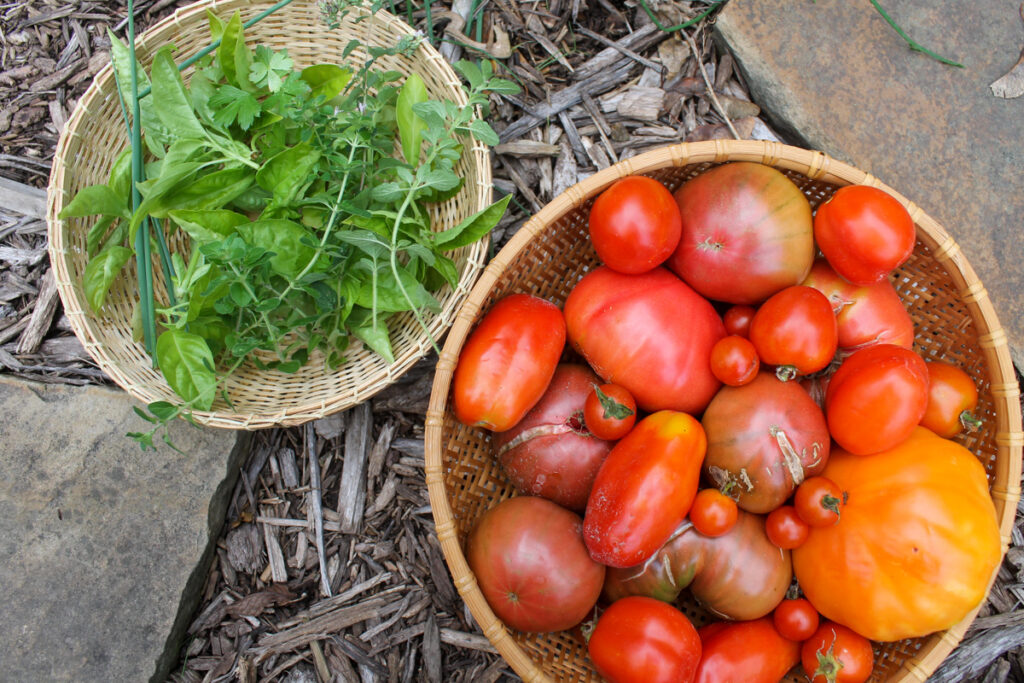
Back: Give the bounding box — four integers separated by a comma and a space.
45, 0, 493, 429
424, 139, 1024, 683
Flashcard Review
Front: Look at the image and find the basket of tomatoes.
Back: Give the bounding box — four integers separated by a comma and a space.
425, 139, 1023, 682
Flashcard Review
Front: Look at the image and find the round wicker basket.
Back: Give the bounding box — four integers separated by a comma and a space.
46, 0, 491, 429
425, 140, 1023, 682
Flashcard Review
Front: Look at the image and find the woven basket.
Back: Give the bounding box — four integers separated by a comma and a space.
46, 0, 491, 429
426, 140, 1024, 682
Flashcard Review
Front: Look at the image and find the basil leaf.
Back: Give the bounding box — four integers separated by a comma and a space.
356, 262, 441, 313
236, 218, 320, 278
347, 307, 395, 363
433, 193, 511, 249
85, 215, 119, 257
397, 73, 428, 167
168, 209, 249, 244
217, 11, 252, 90
206, 9, 226, 41
159, 167, 255, 214
59, 184, 130, 219
107, 30, 173, 149
255, 142, 321, 204
108, 148, 133, 199
156, 329, 217, 410
150, 47, 207, 140
300, 64, 351, 102
82, 245, 133, 312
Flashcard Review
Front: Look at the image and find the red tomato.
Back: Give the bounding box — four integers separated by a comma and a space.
801, 622, 874, 683
588, 597, 701, 683
465, 496, 605, 632
921, 360, 981, 438
749, 286, 838, 378
584, 383, 637, 441
765, 506, 810, 550
710, 335, 760, 386
589, 175, 682, 275
690, 489, 738, 537
825, 344, 929, 455
723, 304, 757, 337
774, 598, 820, 642
453, 294, 565, 432
794, 476, 845, 528
584, 411, 706, 568
670, 162, 815, 305
564, 266, 725, 414
814, 185, 916, 285
695, 617, 800, 683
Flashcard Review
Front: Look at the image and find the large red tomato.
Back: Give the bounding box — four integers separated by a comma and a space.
669, 162, 814, 305
492, 364, 614, 510
695, 618, 800, 683
584, 411, 706, 568
564, 266, 725, 414
588, 597, 701, 683
465, 496, 605, 633
589, 175, 682, 274
453, 294, 565, 431
813, 185, 916, 285
748, 285, 838, 377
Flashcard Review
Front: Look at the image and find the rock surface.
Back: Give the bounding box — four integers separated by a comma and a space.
716, 0, 1024, 367
0, 376, 248, 682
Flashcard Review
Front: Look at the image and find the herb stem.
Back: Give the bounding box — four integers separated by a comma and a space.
388, 185, 437, 352
868, 0, 963, 67
636, 0, 723, 33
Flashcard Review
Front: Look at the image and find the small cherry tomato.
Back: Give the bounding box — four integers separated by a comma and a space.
589, 175, 682, 275
794, 476, 845, 527
801, 622, 874, 683
749, 286, 838, 379
921, 360, 981, 438
765, 505, 810, 550
584, 383, 637, 441
710, 335, 760, 387
723, 305, 757, 338
774, 598, 820, 642
690, 489, 739, 537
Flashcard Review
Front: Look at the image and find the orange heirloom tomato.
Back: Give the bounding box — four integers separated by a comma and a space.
793, 427, 1001, 641
921, 360, 981, 438
453, 294, 565, 432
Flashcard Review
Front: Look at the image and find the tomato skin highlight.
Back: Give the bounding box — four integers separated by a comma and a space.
749, 285, 838, 376
695, 617, 801, 683
589, 175, 682, 275
801, 622, 874, 683
774, 598, 820, 642
588, 596, 702, 683
921, 360, 980, 438
453, 294, 565, 432
584, 411, 707, 568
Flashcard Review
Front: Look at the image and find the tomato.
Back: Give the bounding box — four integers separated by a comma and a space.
921, 360, 981, 438
800, 257, 914, 353
589, 175, 682, 275
794, 476, 845, 527
588, 597, 700, 683
492, 364, 614, 510
465, 496, 605, 633
695, 617, 800, 683
765, 506, 810, 550
793, 428, 1001, 641
564, 266, 725, 414
825, 344, 929, 455
749, 285, 838, 378
605, 510, 792, 621
723, 304, 756, 337
774, 598, 820, 642
702, 372, 830, 513
453, 294, 565, 431
813, 185, 916, 285
689, 489, 739, 537
669, 161, 814, 305
801, 622, 874, 683
584, 411, 706, 568
583, 383, 637, 441
709, 335, 759, 387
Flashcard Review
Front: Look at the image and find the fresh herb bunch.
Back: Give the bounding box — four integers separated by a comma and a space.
60, 7, 517, 448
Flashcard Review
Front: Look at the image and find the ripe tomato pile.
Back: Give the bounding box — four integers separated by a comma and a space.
452, 162, 1002, 683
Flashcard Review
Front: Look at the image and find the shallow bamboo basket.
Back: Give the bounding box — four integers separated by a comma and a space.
426, 140, 1024, 682
47, 0, 491, 429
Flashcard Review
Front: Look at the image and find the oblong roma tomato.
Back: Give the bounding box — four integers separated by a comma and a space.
749, 285, 838, 377
589, 175, 682, 275
921, 360, 981, 438
695, 618, 800, 683
564, 266, 725, 414
825, 344, 929, 455
453, 294, 565, 432
584, 411, 706, 568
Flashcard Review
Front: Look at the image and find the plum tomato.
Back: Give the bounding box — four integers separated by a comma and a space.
695, 617, 801, 683
801, 622, 874, 683
589, 175, 683, 275
765, 506, 810, 550
794, 476, 846, 528
588, 596, 701, 683
689, 488, 739, 538
723, 304, 757, 338
710, 335, 760, 387
814, 185, 915, 285
774, 598, 820, 642
921, 360, 981, 438
749, 285, 838, 378
465, 496, 605, 633
583, 383, 637, 441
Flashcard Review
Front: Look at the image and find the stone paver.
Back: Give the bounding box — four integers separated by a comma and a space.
0, 376, 248, 682
716, 0, 1024, 367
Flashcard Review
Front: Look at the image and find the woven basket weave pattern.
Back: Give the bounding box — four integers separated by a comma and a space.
47, 0, 491, 428
426, 141, 1023, 682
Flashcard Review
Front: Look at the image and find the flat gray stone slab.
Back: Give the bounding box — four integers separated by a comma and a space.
716, 1, 1024, 367
0, 376, 248, 682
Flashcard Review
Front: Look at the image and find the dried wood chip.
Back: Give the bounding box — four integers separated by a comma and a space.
715, 93, 760, 120
423, 613, 443, 683
226, 584, 297, 618
225, 523, 263, 574
338, 402, 372, 533
314, 411, 346, 440
0, 176, 46, 218
262, 511, 289, 583
16, 267, 57, 354
440, 628, 500, 654
255, 596, 399, 658
493, 139, 561, 157
615, 86, 666, 121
